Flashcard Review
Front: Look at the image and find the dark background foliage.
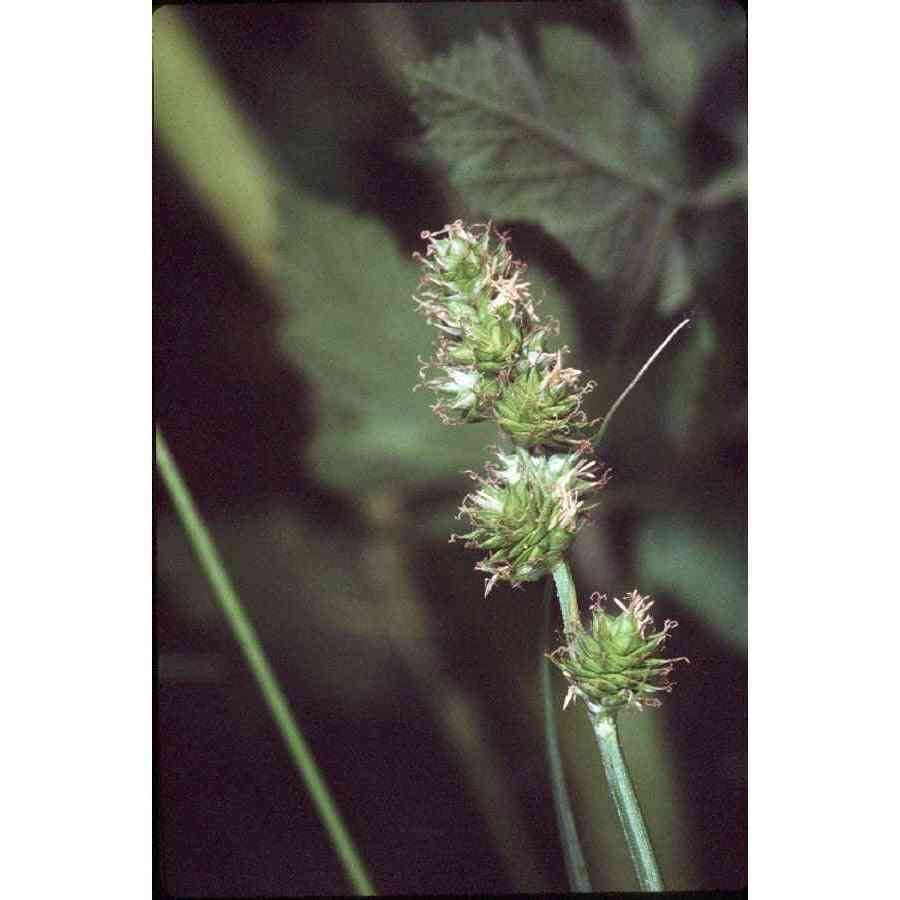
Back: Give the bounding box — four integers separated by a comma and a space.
155, 2, 746, 893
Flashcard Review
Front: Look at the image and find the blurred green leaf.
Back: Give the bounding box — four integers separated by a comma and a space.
557, 695, 699, 890
540, 25, 687, 191
693, 161, 748, 208
277, 189, 576, 495
691, 206, 743, 290
662, 316, 717, 449
624, 0, 746, 129
157, 502, 400, 703
153, 7, 283, 283
409, 26, 685, 285
634, 511, 747, 655
616, 710, 700, 889
657, 231, 693, 314
277, 190, 487, 492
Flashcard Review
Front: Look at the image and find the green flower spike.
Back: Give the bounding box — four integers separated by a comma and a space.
548, 590, 689, 712
494, 351, 599, 448
414, 221, 509, 314
413, 221, 545, 424
413, 221, 533, 371
454, 447, 609, 595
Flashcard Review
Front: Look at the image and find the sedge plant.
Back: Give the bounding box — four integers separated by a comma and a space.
412, 221, 689, 891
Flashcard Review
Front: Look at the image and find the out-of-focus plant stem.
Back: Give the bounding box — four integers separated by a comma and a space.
362, 489, 548, 892
156, 427, 376, 896
542, 581, 592, 892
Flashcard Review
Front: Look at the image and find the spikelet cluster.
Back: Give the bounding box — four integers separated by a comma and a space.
494, 354, 596, 448
412, 222, 688, 715
454, 448, 609, 595
414, 221, 593, 443
413, 221, 606, 592
548, 591, 688, 711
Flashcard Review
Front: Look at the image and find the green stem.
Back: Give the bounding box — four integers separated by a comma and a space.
551, 558, 581, 636
155, 427, 376, 897
586, 708, 664, 891
549, 559, 663, 891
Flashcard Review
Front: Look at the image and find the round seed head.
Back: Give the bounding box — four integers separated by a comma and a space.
548, 590, 689, 711
455, 448, 609, 594
494, 353, 598, 448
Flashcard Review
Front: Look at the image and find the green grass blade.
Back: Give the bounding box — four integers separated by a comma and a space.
155, 427, 376, 896
542, 579, 592, 892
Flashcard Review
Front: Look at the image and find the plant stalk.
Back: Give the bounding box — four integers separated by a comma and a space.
542, 579, 592, 892
155, 427, 376, 896
549, 559, 664, 891
551, 558, 581, 636
587, 706, 664, 891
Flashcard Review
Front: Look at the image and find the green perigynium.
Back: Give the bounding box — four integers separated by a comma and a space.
454, 448, 609, 595
548, 591, 689, 711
